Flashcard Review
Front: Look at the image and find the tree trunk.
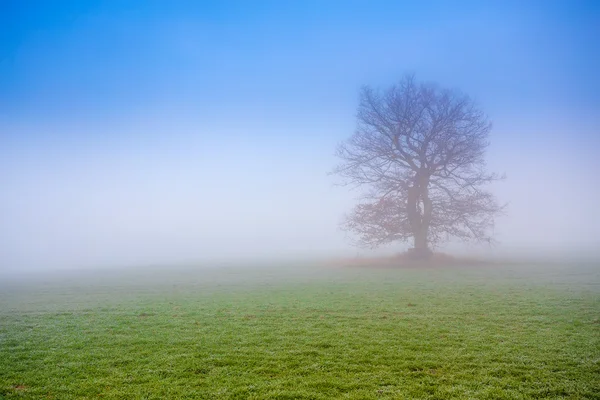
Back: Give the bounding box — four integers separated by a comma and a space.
410, 228, 431, 259
406, 171, 432, 260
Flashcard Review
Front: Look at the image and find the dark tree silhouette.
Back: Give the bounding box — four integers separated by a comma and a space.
332, 75, 505, 258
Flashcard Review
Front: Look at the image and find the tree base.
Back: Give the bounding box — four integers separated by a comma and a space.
406, 247, 433, 260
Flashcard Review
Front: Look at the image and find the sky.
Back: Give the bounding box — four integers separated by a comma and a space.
1, 0, 599, 272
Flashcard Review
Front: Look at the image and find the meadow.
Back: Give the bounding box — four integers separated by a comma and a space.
1, 261, 599, 399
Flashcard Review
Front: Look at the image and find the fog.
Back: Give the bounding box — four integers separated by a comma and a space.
1, 1, 599, 274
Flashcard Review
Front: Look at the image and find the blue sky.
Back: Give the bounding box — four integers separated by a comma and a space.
1, 1, 599, 271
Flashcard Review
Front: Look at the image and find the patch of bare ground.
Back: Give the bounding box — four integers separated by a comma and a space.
327, 252, 498, 269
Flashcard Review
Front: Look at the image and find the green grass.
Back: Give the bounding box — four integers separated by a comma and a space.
1, 263, 599, 399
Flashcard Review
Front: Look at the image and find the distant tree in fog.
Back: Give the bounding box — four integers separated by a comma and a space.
332, 74, 505, 259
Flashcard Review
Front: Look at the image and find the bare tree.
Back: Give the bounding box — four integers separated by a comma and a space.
332, 75, 505, 258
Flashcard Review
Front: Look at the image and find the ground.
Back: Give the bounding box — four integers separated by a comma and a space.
0, 262, 599, 399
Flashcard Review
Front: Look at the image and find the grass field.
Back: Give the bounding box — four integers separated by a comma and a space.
1, 262, 599, 399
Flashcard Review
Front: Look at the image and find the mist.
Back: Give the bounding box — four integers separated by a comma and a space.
1, 1, 599, 274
